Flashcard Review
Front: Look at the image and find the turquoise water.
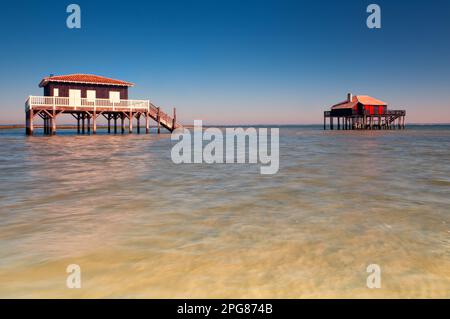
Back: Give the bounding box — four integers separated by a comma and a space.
0, 126, 449, 298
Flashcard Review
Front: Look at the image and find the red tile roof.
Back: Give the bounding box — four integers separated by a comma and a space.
39, 74, 134, 87
331, 99, 357, 110
331, 95, 387, 109
356, 95, 387, 106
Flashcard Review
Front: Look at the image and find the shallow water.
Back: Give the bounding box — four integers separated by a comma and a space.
0, 126, 449, 298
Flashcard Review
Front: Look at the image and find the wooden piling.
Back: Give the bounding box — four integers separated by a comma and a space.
51, 114, 56, 135
82, 113, 85, 134
172, 107, 177, 131
137, 113, 141, 134
87, 114, 91, 134
157, 107, 161, 134
26, 110, 34, 135
93, 111, 97, 134
25, 110, 29, 135
129, 111, 133, 133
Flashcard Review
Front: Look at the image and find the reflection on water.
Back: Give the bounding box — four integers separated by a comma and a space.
0, 127, 449, 298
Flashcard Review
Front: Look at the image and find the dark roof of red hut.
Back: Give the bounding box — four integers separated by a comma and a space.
331, 95, 387, 110
39, 74, 134, 87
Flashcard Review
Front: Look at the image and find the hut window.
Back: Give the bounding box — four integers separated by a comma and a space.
87, 90, 96, 102
53, 88, 59, 97
109, 91, 120, 102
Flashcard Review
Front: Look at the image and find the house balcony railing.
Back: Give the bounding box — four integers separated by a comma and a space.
362, 110, 406, 117
25, 96, 150, 112
325, 109, 406, 117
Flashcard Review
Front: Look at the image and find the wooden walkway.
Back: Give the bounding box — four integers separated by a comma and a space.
25, 96, 182, 135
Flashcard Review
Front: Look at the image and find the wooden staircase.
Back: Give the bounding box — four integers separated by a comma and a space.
385, 110, 406, 127
148, 103, 182, 132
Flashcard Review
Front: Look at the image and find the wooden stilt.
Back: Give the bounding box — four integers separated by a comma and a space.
87, 114, 91, 134
157, 107, 161, 134
93, 111, 97, 134
137, 113, 141, 134
129, 111, 133, 133
172, 107, 177, 132
330, 117, 334, 130
51, 113, 56, 135
26, 110, 34, 135
108, 114, 111, 134
114, 114, 118, 134
121, 113, 125, 134
82, 113, 85, 134
146, 112, 150, 134
25, 110, 29, 135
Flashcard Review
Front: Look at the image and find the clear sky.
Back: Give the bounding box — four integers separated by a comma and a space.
1, 0, 449, 125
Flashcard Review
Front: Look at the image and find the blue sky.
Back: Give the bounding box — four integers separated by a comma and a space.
1, 0, 449, 124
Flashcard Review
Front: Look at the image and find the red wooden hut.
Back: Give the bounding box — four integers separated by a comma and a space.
330, 94, 387, 117
324, 93, 406, 130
